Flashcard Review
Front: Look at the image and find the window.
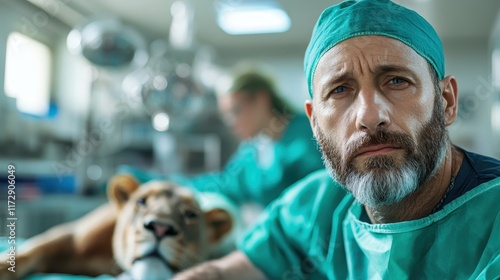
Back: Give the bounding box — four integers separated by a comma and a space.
4, 32, 52, 116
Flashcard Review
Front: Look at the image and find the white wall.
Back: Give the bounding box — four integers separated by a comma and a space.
490, 10, 500, 159
443, 38, 496, 157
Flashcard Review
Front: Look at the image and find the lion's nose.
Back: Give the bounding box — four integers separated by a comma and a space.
144, 221, 179, 238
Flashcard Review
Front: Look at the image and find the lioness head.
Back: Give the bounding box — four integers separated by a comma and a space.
107, 174, 233, 279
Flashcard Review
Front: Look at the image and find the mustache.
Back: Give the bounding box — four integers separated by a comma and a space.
344, 130, 416, 163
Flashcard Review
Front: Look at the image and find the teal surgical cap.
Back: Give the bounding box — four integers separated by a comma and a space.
304, 0, 445, 96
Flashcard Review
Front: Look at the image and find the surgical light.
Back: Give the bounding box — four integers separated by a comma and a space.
216, 3, 291, 35
153, 112, 171, 132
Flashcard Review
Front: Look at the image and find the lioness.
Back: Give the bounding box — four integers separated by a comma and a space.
0, 174, 236, 280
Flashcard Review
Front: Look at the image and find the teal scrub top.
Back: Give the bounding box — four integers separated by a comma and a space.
239, 170, 500, 279
120, 114, 324, 206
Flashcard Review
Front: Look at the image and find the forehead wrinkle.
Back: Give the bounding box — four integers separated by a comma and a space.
348, 37, 417, 65
341, 39, 387, 75
365, 39, 429, 75
355, 48, 373, 78
317, 38, 428, 89
314, 58, 352, 96
323, 69, 353, 90
319, 42, 384, 83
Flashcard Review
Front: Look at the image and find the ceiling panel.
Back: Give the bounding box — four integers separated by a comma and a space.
48, 0, 500, 53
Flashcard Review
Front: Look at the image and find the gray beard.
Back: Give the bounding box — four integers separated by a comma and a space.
325, 143, 447, 207
315, 94, 448, 207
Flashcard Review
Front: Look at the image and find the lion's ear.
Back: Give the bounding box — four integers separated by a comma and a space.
204, 209, 233, 243
107, 174, 140, 209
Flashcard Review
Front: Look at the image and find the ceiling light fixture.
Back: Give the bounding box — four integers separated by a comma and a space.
216, 1, 291, 35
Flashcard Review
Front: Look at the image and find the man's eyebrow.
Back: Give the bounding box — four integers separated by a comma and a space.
326, 65, 414, 84
319, 71, 354, 90
373, 65, 416, 76
316, 65, 418, 94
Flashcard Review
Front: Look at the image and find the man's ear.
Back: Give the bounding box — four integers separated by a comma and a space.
305, 99, 316, 131
204, 209, 233, 243
440, 75, 459, 126
107, 174, 140, 209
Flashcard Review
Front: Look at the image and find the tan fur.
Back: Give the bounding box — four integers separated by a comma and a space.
0, 174, 233, 280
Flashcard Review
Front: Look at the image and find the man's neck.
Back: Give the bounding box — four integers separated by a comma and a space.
365, 146, 464, 224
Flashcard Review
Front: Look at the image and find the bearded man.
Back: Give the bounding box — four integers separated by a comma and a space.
173, 0, 500, 279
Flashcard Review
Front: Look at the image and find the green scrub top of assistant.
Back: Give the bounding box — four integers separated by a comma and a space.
119, 114, 324, 207
239, 169, 500, 279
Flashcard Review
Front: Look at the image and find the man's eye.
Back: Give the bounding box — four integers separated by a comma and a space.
388, 77, 407, 85
332, 86, 348, 94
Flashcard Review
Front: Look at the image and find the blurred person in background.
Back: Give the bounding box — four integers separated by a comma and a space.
123, 70, 324, 209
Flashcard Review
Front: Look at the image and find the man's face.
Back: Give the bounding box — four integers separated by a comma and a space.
307, 36, 448, 207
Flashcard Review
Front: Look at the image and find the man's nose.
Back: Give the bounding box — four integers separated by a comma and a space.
355, 88, 391, 133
